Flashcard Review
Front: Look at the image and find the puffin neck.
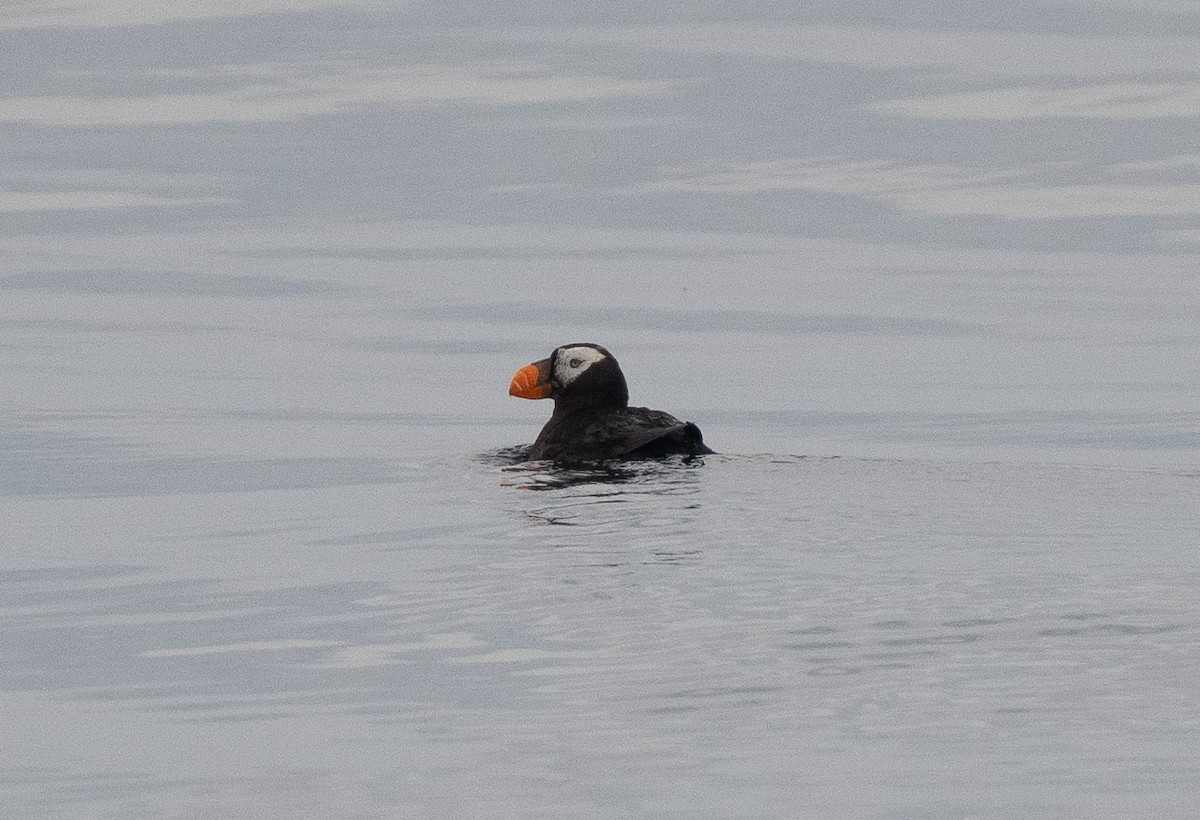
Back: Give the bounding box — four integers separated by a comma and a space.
551, 373, 629, 417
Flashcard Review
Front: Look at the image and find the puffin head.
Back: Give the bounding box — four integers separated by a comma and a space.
509, 343, 629, 412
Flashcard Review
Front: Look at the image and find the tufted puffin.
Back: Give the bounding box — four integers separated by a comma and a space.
508, 343, 714, 463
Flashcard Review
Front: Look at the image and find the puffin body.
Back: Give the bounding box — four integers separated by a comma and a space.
508, 343, 714, 463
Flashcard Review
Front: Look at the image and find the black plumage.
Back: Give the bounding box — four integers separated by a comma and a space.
509, 343, 714, 463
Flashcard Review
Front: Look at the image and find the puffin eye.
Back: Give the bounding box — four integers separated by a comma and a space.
568, 358, 583, 368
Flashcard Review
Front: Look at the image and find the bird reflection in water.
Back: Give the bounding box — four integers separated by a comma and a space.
495, 453, 708, 567
499, 453, 708, 492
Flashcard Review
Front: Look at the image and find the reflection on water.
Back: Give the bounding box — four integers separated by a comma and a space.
499, 456, 709, 574
499, 452, 708, 490
3, 453, 1200, 817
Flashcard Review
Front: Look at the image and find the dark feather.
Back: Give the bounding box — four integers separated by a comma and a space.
529, 406, 713, 463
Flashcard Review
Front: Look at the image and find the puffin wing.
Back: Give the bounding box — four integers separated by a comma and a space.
595, 408, 713, 458
529, 407, 714, 462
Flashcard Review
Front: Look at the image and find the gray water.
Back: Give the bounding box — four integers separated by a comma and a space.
3, 2, 1200, 818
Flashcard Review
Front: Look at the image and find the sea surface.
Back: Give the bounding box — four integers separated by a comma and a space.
3, 2, 1199, 818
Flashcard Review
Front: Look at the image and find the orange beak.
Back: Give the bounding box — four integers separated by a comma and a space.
509, 358, 553, 399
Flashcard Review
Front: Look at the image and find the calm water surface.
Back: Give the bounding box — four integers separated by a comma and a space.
3, 1, 1200, 817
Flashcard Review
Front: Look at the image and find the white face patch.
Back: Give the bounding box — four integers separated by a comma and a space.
553, 345, 607, 386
